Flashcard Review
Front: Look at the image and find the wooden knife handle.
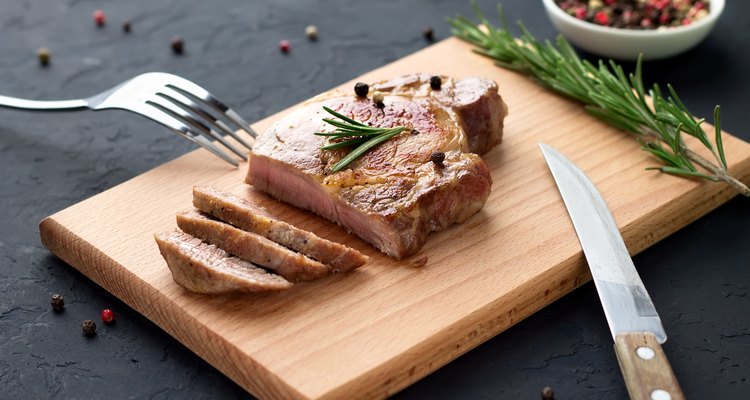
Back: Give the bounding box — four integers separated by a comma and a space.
614, 332, 685, 400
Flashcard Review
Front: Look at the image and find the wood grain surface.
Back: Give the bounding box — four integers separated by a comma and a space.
38, 38, 750, 399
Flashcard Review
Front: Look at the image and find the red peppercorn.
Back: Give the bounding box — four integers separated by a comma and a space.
641, 18, 653, 28
682, 18, 692, 25
101, 308, 115, 324
604, 0, 616, 5
659, 13, 671, 25
594, 11, 609, 25
279, 40, 290, 53
574, 7, 586, 20
93, 10, 106, 27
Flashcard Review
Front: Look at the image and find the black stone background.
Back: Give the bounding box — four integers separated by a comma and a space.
0, 1, 748, 399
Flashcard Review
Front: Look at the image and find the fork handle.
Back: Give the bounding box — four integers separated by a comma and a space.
0, 95, 88, 111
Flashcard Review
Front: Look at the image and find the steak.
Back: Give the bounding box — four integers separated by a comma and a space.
176, 210, 331, 282
246, 74, 506, 259
155, 230, 292, 294
193, 185, 368, 272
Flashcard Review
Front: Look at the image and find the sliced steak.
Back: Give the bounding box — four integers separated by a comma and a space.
176, 210, 330, 282
246, 74, 503, 259
192, 185, 368, 272
155, 230, 291, 294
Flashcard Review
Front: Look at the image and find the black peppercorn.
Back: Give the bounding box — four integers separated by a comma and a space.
412, 129, 420, 135
354, 82, 369, 98
431, 151, 445, 167
422, 26, 434, 41
82, 319, 97, 337
122, 20, 132, 33
170, 37, 184, 55
541, 386, 555, 400
429, 75, 442, 90
50, 294, 64, 312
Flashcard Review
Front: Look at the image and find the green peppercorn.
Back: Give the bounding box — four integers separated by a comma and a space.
372, 91, 385, 107
354, 82, 369, 98
431, 151, 445, 167
305, 25, 318, 41
50, 294, 64, 312
37, 48, 51, 66
429, 75, 442, 90
541, 386, 555, 400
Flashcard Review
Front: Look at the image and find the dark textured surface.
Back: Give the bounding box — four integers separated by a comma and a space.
1, 1, 748, 398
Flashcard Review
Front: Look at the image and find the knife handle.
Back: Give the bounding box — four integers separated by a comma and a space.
614, 332, 685, 400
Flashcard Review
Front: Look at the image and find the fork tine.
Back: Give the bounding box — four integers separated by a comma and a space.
145, 96, 248, 161
130, 103, 238, 166
164, 80, 259, 138
156, 87, 253, 152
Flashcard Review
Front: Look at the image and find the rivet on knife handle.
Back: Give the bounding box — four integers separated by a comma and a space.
614, 332, 685, 400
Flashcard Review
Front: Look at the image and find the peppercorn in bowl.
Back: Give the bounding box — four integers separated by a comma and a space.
541, 0, 724, 60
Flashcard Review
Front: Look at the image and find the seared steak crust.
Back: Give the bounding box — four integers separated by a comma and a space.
246, 75, 505, 259
155, 230, 291, 294
193, 186, 368, 272
176, 210, 331, 282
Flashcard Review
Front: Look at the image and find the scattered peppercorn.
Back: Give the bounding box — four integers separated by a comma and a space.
93, 10, 106, 27
50, 294, 64, 312
354, 82, 369, 98
431, 151, 445, 166
37, 47, 51, 66
279, 39, 291, 53
555, 0, 710, 29
412, 128, 420, 135
422, 26, 434, 41
372, 91, 385, 107
429, 75, 442, 90
82, 319, 97, 337
101, 308, 115, 324
170, 36, 184, 55
305, 25, 318, 41
122, 20, 132, 33
541, 386, 555, 400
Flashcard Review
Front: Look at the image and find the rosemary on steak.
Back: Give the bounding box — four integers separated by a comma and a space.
315, 106, 407, 173
448, 3, 750, 196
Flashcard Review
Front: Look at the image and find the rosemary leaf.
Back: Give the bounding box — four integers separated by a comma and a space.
448, 2, 749, 196
315, 106, 408, 172
330, 128, 405, 172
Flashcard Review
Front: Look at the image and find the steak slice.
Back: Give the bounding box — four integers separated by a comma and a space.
176, 210, 330, 282
193, 185, 368, 272
246, 74, 503, 259
155, 230, 291, 294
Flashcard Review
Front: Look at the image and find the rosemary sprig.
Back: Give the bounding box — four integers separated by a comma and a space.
448, 3, 750, 196
315, 106, 407, 172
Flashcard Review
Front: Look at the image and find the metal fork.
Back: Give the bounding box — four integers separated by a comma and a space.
0, 72, 255, 166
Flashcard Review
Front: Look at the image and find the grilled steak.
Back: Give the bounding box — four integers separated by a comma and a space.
246, 74, 506, 259
155, 230, 291, 294
193, 186, 368, 272
176, 210, 330, 282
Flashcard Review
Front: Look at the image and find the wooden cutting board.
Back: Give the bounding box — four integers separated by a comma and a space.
39, 38, 750, 399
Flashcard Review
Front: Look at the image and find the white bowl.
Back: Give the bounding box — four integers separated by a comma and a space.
541, 0, 724, 60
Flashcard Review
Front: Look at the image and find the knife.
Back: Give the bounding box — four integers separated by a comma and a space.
539, 143, 685, 400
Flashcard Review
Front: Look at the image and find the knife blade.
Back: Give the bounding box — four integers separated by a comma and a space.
539, 143, 685, 400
